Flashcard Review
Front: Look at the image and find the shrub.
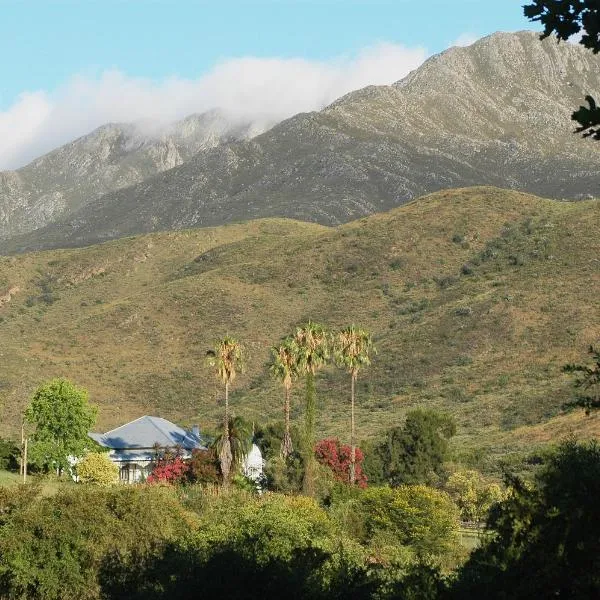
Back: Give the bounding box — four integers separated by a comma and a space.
77, 452, 118, 486
0, 439, 20, 471
99, 493, 379, 600
0, 486, 194, 600
315, 438, 367, 488
187, 448, 220, 485
445, 470, 503, 523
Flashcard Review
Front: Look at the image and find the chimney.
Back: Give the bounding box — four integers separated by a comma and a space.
192, 425, 200, 439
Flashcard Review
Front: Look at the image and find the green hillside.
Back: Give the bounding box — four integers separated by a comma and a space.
0, 187, 598, 472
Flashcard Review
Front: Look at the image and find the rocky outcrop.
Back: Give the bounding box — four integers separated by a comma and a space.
0, 286, 19, 308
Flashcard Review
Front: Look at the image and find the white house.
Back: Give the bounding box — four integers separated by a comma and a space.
88, 415, 263, 484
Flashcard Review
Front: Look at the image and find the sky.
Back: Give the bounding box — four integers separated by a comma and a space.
0, 0, 534, 170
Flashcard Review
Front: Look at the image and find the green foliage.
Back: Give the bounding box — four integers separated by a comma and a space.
255, 422, 304, 492
445, 470, 503, 523
211, 416, 252, 475
293, 321, 330, 495
76, 452, 118, 486
0, 485, 193, 600
25, 378, 97, 473
363, 410, 456, 487
331, 485, 460, 565
99, 493, 380, 600
451, 440, 600, 598
0, 439, 20, 471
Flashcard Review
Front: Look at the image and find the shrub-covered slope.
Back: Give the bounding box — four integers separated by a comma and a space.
0, 187, 598, 470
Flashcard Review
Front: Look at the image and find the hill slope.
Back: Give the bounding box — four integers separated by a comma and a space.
6, 31, 600, 253
0, 110, 263, 240
0, 187, 598, 471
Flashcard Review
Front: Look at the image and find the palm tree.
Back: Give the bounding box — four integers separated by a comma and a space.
212, 416, 252, 477
270, 337, 299, 458
207, 336, 244, 483
334, 325, 375, 485
293, 321, 329, 495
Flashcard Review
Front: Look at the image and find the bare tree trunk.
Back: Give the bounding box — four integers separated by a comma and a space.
23, 437, 28, 483
219, 381, 233, 484
350, 373, 356, 485
282, 386, 293, 458
20, 421, 24, 478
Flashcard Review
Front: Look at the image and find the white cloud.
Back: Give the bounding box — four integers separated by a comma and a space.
0, 43, 428, 171
451, 33, 480, 48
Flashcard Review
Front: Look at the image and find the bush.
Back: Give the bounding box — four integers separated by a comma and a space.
0, 486, 194, 600
0, 439, 20, 471
76, 452, 118, 486
346, 485, 460, 560
99, 493, 379, 600
451, 441, 600, 599
445, 470, 503, 523
315, 438, 367, 488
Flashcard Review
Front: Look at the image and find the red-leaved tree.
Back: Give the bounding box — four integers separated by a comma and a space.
147, 452, 189, 484
315, 438, 367, 488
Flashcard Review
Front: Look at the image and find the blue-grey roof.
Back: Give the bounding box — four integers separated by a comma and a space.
89, 416, 205, 451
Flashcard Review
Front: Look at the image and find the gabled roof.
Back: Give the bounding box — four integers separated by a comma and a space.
89, 416, 204, 451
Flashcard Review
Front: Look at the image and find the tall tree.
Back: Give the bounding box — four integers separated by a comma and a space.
293, 321, 329, 495
207, 336, 244, 483
523, 0, 600, 139
270, 337, 299, 458
25, 378, 97, 474
363, 410, 456, 487
563, 345, 600, 414
333, 325, 375, 485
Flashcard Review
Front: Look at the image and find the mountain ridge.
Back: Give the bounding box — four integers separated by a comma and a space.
0, 109, 267, 240
3, 31, 598, 254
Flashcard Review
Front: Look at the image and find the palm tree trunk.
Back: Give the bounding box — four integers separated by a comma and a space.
282, 385, 293, 458
219, 380, 233, 483
303, 372, 316, 495
350, 373, 356, 485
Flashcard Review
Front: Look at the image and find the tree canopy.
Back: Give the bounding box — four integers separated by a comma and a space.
363, 410, 456, 487
451, 440, 600, 599
25, 378, 97, 473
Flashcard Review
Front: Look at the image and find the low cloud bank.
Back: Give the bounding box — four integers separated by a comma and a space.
0, 42, 428, 170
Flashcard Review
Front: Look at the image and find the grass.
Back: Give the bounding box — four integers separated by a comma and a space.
0, 186, 598, 473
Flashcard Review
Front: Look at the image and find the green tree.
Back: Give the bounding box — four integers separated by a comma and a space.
562, 344, 600, 414
207, 337, 244, 483
77, 451, 119, 486
334, 325, 375, 485
363, 410, 456, 487
446, 470, 504, 524
524, 0, 600, 139
270, 337, 300, 458
293, 321, 330, 495
340, 485, 460, 561
451, 440, 600, 599
25, 378, 97, 474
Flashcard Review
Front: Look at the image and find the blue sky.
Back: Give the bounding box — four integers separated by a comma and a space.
0, 0, 534, 168
1, 0, 531, 106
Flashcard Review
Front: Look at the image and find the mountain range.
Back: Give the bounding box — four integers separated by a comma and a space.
1, 30, 599, 253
